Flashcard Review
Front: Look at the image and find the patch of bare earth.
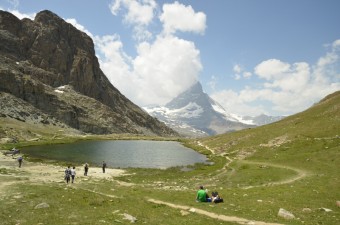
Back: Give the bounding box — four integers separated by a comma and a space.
0, 152, 127, 195
260, 135, 290, 148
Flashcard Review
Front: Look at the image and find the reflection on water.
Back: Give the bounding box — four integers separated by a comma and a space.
23, 140, 209, 169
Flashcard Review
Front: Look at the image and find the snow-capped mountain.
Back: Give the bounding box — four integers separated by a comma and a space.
144, 82, 285, 137
144, 82, 255, 137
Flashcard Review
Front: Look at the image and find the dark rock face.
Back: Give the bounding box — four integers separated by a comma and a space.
0, 10, 177, 136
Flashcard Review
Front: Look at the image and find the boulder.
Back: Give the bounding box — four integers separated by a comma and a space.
122, 213, 137, 223
302, 208, 312, 213
277, 208, 295, 220
34, 202, 50, 209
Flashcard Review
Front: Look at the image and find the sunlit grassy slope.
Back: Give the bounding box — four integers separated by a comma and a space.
200, 90, 339, 160
0, 91, 339, 225
195, 91, 340, 224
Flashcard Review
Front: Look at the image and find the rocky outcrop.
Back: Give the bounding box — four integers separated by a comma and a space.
0, 10, 177, 136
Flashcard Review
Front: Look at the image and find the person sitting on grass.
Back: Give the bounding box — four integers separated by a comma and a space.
211, 191, 224, 203
196, 185, 211, 202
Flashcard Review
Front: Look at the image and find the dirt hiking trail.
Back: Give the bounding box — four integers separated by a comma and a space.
148, 198, 284, 225
196, 141, 309, 189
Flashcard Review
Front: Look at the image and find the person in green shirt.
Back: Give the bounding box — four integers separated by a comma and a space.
196, 185, 210, 202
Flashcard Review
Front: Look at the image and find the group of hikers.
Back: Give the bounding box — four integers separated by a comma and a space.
64, 166, 77, 184
64, 161, 107, 184
196, 185, 223, 203
11, 152, 222, 203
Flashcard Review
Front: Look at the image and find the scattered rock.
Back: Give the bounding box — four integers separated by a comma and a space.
122, 213, 137, 223
13, 195, 23, 199
302, 208, 312, 213
0, 138, 16, 144
189, 208, 196, 213
34, 202, 50, 209
319, 207, 332, 212
112, 210, 120, 214
180, 210, 190, 216
278, 208, 295, 219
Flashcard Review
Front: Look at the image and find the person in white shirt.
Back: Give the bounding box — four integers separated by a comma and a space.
71, 166, 76, 183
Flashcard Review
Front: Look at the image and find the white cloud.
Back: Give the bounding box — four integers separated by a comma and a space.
211, 89, 267, 116
208, 75, 217, 91
233, 64, 242, 74
96, 34, 202, 106
233, 64, 252, 80
160, 1, 206, 35
97, 1, 204, 106
8, 9, 35, 20
212, 40, 340, 116
94, 35, 135, 95
135, 35, 201, 105
243, 71, 252, 78
332, 39, 340, 49
109, 0, 157, 41
110, 0, 156, 26
254, 59, 290, 80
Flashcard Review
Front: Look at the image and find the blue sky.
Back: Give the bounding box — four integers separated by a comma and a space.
1, 0, 340, 116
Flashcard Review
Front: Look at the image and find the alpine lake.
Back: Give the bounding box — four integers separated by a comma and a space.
23, 140, 210, 169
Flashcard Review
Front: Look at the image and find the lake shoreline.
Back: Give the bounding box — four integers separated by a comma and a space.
20, 140, 209, 169
0, 150, 127, 192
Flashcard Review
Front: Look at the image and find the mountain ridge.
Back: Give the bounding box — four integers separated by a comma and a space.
145, 82, 259, 137
145, 82, 286, 137
0, 10, 177, 137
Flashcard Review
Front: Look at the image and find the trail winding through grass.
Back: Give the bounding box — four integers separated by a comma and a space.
147, 198, 284, 225
196, 141, 309, 189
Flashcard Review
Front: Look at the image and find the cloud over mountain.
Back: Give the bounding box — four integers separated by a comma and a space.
94, 0, 206, 106
211, 39, 340, 116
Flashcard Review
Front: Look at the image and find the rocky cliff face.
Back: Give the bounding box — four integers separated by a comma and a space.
0, 10, 177, 136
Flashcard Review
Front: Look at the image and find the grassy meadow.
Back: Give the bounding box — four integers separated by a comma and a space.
0, 92, 339, 225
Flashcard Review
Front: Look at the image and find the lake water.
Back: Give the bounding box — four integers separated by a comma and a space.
23, 140, 209, 169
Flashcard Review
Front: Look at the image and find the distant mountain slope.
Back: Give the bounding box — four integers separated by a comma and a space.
144, 82, 255, 136
242, 114, 285, 126
0, 10, 177, 137
199, 90, 340, 155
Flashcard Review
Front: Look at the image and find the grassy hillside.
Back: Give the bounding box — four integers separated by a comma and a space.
195, 91, 340, 223
0, 91, 339, 225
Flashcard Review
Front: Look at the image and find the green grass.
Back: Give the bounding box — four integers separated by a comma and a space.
0, 91, 339, 225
